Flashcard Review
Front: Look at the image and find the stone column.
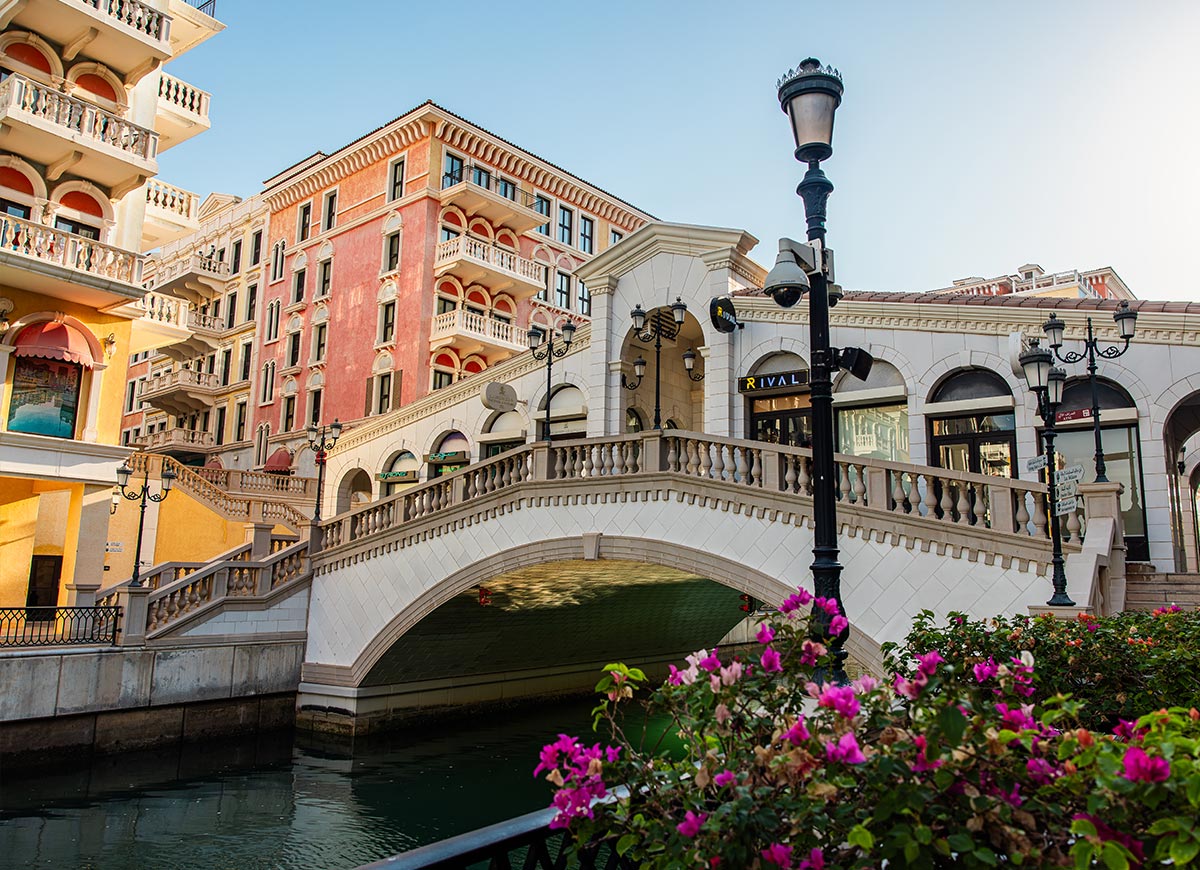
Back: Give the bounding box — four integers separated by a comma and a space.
63, 483, 113, 607
116, 585, 151, 646
244, 518, 274, 560
82, 362, 107, 442
585, 276, 618, 437
1080, 481, 1127, 613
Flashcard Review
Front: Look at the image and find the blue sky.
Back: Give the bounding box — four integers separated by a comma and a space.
160, 1, 1200, 300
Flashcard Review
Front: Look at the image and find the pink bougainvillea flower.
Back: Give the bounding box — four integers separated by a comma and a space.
799, 639, 827, 666
817, 684, 861, 718
760, 647, 783, 673
709, 674, 722, 695
995, 702, 1037, 732
893, 670, 928, 700
720, 660, 743, 686
668, 663, 698, 686
1122, 746, 1170, 783
825, 731, 866, 764
829, 614, 849, 636
697, 649, 722, 673
814, 596, 840, 617
1026, 756, 1059, 785
915, 650, 944, 676
756, 623, 776, 644
800, 848, 826, 870
911, 735, 944, 772
676, 810, 707, 838
761, 843, 794, 868
851, 674, 879, 694
973, 657, 999, 683
605, 745, 621, 763
714, 769, 735, 787
715, 703, 731, 725
1072, 814, 1146, 863
779, 594, 805, 614
783, 716, 811, 745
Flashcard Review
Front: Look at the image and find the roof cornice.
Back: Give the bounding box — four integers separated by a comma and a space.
576, 221, 761, 291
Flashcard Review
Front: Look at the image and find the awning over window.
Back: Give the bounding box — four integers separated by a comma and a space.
264, 447, 293, 474
12, 321, 96, 368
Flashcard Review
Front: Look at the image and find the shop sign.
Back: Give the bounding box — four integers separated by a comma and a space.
376, 470, 417, 482
1054, 496, 1080, 515
709, 296, 742, 333
1056, 408, 1094, 423
105, 541, 123, 553
738, 370, 810, 394
1055, 464, 1086, 484
425, 450, 469, 463
1026, 455, 1048, 472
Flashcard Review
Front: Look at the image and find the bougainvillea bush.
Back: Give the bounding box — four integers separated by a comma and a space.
536, 593, 1200, 868
887, 608, 1200, 731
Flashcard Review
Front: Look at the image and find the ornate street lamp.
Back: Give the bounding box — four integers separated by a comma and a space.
116, 461, 175, 588
528, 320, 576, 444
623, 299, 688, 429
682, 348, 705, 382
1042, 301, 1138, 483
1019, 341, 1073, 606
307, 418, 343, 524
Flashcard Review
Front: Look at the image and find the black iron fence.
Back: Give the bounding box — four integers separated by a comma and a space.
357, 806, 634, 870
183, 0, 218, 16
0, 606, 122, 648
441, 166, 543, 212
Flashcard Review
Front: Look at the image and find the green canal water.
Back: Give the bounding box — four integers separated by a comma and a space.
0, 697, 672, 870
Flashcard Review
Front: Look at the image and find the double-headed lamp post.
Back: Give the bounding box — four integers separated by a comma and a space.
306, 419, 342, 524
1041, 301, 1138, 483
622, 298, 688, 429
116, 461, 175, 588
1019, 342, 1073, 606
527, 320, 576, 443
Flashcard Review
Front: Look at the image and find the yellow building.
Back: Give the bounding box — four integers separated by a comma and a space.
0, 0, 223, 608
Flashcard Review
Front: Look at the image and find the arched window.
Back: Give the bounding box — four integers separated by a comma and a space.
380, 450, 419, 495
625, 407, 645, 433
5, 321, 97, 439
928, 369, 1016, 477
543, 385, 587, 440
835, 360, 909, 463
929, 369, 1011, 404
481, 410, 526, 458
428, 431, 470, 478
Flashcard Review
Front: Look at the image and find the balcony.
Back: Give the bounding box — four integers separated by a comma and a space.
166, 0, 225, 57
5, 0, 171, 87
0, 74, 157, 195
143, 179, 200, 249
0, 212, 147, 306
156, 72, 211, 151
434, 236, 546, 301
430, 308, 529, 360
439, 168, 549, 235
138, 427, 215, 454
138, 368, 221, 416
146, 251, 229, 303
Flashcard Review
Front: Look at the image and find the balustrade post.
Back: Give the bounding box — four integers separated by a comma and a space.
1079, 481, 1127, 610
863, 466, 888, 509
531, 444, 551, 481
115, 586, 151, 646
244, 520, 273, 560
761, 447, 783, 491
988, 482, 1017, 534
211, 566, 230, 600
640, 432, 664, 473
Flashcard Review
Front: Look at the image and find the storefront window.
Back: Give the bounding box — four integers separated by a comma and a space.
7, 358, 81, 438
1053, 426, 1146, 539
836, 403, 910, 462
379, 450, 419, 496
626, 408, 644, 433
751, 394, 812, 447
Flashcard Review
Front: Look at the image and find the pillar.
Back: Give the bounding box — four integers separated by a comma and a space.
63, 483, 112, 607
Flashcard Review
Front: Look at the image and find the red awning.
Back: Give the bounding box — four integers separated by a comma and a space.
203, 456, 224, 469
12, 321, 96, 368
264, 447, 293, 474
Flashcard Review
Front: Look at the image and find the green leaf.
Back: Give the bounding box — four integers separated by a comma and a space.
915, 826, 933, 845
974, 846, 999, 866
1071, 818, 1099, 839
1188, 776, 1200, 808
1072, 842, 1095, 870
948, 833, 975, 854
1170, 838, 1200, 866
848, 824, 875, 851
938, 704, 968, 746
904, 841, 920, 863
616, 834, 637, 857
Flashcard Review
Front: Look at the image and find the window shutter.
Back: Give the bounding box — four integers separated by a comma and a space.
392, 370, 403, 408
365, 376, 374, 416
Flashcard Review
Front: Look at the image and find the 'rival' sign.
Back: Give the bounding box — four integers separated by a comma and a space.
738, 369, 811, 394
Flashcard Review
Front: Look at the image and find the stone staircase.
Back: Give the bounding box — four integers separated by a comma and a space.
1124, 564, 1200, 611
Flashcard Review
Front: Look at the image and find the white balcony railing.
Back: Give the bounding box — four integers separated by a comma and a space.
81, 0, 171, 42
158, 73, 210, 120
146, 179, 199, 222
0, 74, 158, 162
435, 236, 546, 287
430, 308, 528, 350
125, 291, 187, 328
0, 212, 145, 285
187, 310, 221, 332
139, 428, 214, 451
139, 368, 221, 396
146, 251, 230, 288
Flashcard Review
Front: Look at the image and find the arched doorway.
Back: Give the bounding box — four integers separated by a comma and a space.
834, 360, 909, 463
479, 410, 526, 458
427, 431, 470, 478
742, 352, 811, 446
619, 305, 707, 431
380, 450, 419, 496
541, 385, 587, 440
336, 468, 373, 513
927, 369, 1016, 477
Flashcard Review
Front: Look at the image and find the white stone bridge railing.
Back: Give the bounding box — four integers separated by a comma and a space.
318, 431, 1069, 568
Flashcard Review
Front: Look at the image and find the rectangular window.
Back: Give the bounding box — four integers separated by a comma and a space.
240, 341, 253, 381
578, 280, 591, 316
125, 380, 136, 413
293, 268, 306, 304
246, 284, 257, 322
322, 190, 337, 231
225, 292, 237, 329
558, 206, 573, 245
471, 165, 491, 189
443, 153, 464, 188
432, 370, 454, 391
439, 226, 459, 243
271, 241, 285, 281
389, 158, 405, 201
377, 372, 392, 414
261, 365, 274, 403
379, 301, 396, 343
230, 239, 242, 275
266, 302, 279, 341
610, 229, 623, 246
205, 353, 216, 375
534, 195, 550, 235
556, 271, 571, 309
220, 349, 231, 385
0, 198, 32, 219
215, 406, 226, 446
313, 323, 327, 361
282, 396, 296, 431
309, 389, 322, 426
580, 216, 594, 254
298, 202, 312, 241
497, 177, 516, 201
235, 402, 247, 441
436, 296, 456, 315
251, 231, 263, 265
318, 260, 332, 296
287, 332, 301, 367
385, 232, 400, 272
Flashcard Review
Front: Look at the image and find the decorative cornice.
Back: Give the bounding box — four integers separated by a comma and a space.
575, 221, 760, 288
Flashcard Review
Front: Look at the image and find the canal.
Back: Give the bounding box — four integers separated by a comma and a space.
0, 696, 634, 870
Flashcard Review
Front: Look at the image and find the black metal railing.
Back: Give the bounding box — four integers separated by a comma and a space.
183, 0, 218, 16
0, 606, 122, 648
441, 167, 542, 212
357, 806, 635, 870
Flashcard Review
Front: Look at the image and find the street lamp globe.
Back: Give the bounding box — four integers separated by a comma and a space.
160, 467, 176, 493
331, 419, 343, 440
682, 348, 697, 372
777, 57, 844, 164
1042, 313, 1066, 349
1047, 366, 1067, 407
1114, 301, 1137, 340
1020, 343, 1053, 391
630, 304, 646, 332
117, 462, 132, 489
560, 319, 576, 346
633, 357, 647, 378
307, 422, 319, 444
670, 297, 687, 325
527, 326, 545, 350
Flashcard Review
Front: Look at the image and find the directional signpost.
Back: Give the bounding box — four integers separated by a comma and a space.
1026, 455, 1048, 473
1054, 496, 1080, 516
1055, 464, 1086, 484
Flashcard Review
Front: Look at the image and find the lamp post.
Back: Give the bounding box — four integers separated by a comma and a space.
1041, 301, 1138, 483
1019, 342, 1073, 606
622, 298, 688, 429
682, 348, 705, 382
527, 320, 576, 443
116, 461, 175, 588
764, 57, 851, 680
306, 419, 342, 524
